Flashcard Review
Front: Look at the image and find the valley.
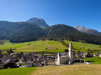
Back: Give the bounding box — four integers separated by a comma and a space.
1, 0, 101, 75
0, 40, 101, 75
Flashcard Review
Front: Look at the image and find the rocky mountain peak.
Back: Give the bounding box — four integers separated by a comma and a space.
26, 17, 49, 27
75, 25, 101, 35
75, 25, 87, 32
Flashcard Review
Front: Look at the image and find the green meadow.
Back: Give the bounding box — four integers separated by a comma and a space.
0, 40, 101, 53
84, 57, 101, 64
0, 40, 67, 53
64, 40, 101, 53
0, 67, 36, 75
0, 41, 31, 50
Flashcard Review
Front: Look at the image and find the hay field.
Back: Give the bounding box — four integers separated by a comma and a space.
32, 65, 101, 75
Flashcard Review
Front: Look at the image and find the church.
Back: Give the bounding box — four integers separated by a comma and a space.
55, 43, 74, 65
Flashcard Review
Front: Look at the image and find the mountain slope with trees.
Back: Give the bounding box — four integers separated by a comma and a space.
45, 24, 101, 44
0, 21, 46, 42
0, 21, 101, 44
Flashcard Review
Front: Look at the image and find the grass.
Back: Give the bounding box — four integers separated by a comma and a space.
1, 65, 101, 75
0, 67, 36, 75
64, 40, 101, 53
32, 65, 101, 75
1, 40, 101, 75
1, 40, 101, 53
0, 41, 32, 50
44, 49, 65, 52
17, 40, 66, 51
0, 40, 66, 53
16, 40, 66, 52
84, 57, 101, 64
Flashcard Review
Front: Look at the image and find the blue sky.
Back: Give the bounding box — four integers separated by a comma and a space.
0, 0, 101, 31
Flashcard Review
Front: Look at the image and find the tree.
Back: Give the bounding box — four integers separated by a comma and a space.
0, 51, 2, 57
7, 48, 14, 54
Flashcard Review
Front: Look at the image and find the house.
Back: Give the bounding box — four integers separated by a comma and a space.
0, 54, 17, 68
98, 51, 101, 58
46, 47, 58, 50
80, 52, 87, 58
59, 53, 69, 64
55, 52, 69, 65
0, 60, 4, 69
16, 53, 46, 67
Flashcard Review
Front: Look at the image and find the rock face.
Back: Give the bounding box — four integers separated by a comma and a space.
26, 17, 49, 27
75, 25, 101, 35
75, 25, 88, 32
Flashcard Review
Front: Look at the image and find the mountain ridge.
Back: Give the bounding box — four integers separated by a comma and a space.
75, 25, 101, 35
0, 21, 46, 42
0, 18, 101, 44
26, 17, 49, 27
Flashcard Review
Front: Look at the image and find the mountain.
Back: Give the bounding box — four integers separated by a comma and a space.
0, 20, 101, 44
44, 24, 80, 40
0, 21, 46, 42
44, 24, 101, 44
26, 17, 49, 27
75, 25, 101, 35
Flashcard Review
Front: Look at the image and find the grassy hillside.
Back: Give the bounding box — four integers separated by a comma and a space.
0, 40, 101, 53
0, 40, 67, 53
84, 57, 101, 64
0, 41, 31, 50
16, 40, 67, 52
64, 40, 101, 53
32, 65, 101, 75
0, 67, 36, 75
